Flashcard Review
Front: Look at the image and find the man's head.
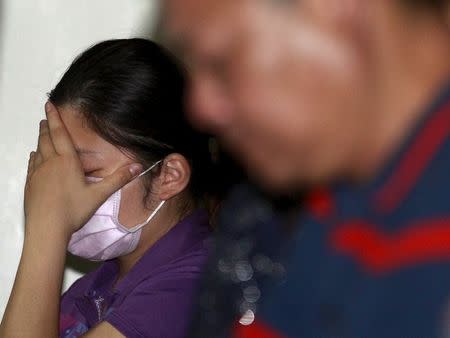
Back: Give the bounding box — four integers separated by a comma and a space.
162, 0, 450, 191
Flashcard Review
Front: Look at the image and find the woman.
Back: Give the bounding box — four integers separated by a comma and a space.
0, 39, 214, 338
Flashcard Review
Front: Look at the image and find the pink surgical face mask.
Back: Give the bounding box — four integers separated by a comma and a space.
68, 161, 165, 261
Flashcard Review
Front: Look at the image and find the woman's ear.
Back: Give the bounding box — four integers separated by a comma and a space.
157, 153, 191, 201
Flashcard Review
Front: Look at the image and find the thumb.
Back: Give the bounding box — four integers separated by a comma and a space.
91, 163, 143, 204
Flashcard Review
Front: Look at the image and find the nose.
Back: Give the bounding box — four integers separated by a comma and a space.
186, 73, 234, 134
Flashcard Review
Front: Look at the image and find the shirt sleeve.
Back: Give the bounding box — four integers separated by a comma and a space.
105, 271, 201, 338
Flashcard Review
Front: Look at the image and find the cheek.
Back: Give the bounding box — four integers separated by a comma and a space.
117, 180, 149, 228
223, 18, 370, 184
228, 62, 367, 185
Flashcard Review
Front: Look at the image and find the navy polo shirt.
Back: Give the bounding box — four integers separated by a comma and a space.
234, 83, 450, 338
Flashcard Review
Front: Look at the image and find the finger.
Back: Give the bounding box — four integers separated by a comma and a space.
34, 149, 43, 167
27, 151, 35, 180
45, 101, 76, 155
90, 163, 143, 205
37, 120, 56, 160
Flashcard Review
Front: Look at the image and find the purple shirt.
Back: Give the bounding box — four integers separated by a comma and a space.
59, 210, 211, 338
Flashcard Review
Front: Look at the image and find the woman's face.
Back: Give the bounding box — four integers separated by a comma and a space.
58, 105, 157, 228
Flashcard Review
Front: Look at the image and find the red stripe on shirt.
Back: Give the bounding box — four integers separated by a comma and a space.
306, 188, 335, 220
233, 319, 286, 338
373, 103, 450, 214
330, 218, 450, 274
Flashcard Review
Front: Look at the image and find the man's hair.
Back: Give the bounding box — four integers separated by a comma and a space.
404, 0, 449, 11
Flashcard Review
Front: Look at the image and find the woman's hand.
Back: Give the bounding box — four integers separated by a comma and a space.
24, 102, 142, 241
0, 102, 142, 338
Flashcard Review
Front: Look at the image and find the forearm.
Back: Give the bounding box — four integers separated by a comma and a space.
0, 225, 68, 338
0, 101, 136, 338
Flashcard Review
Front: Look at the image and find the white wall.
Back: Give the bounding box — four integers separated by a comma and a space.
0, 0, 159, 318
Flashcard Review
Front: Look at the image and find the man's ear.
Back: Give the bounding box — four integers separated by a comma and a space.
157, 153, 191, 201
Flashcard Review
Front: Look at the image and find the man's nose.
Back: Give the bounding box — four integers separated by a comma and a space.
186, 75, 234, 133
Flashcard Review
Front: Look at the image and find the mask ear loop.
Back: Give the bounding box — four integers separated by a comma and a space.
137, 160, 162, 178
128, 200, 166, 233
127, 159, 165, 233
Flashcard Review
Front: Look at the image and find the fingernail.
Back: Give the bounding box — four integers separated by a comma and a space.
129, 164, 143, 176
45, 101, 52, 113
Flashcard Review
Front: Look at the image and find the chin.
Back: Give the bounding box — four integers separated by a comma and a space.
248, 165, 301, 194
248, 159, 338, 195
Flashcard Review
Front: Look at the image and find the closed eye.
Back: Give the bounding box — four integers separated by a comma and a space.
84, 170, 97, 176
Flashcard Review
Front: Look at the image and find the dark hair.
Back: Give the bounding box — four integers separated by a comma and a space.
49, 38, 214, 206
403, 0, 449, 11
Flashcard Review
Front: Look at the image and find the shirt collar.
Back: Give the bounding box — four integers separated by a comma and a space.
113, 209, 210, 294
366, 80, 450, 213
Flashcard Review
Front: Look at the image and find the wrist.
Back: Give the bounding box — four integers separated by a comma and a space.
24, 221, 72, 249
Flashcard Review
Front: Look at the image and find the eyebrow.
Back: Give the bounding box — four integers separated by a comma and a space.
76, 148, 100, 155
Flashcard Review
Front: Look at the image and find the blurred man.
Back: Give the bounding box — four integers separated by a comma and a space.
162, 0, 450, 337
